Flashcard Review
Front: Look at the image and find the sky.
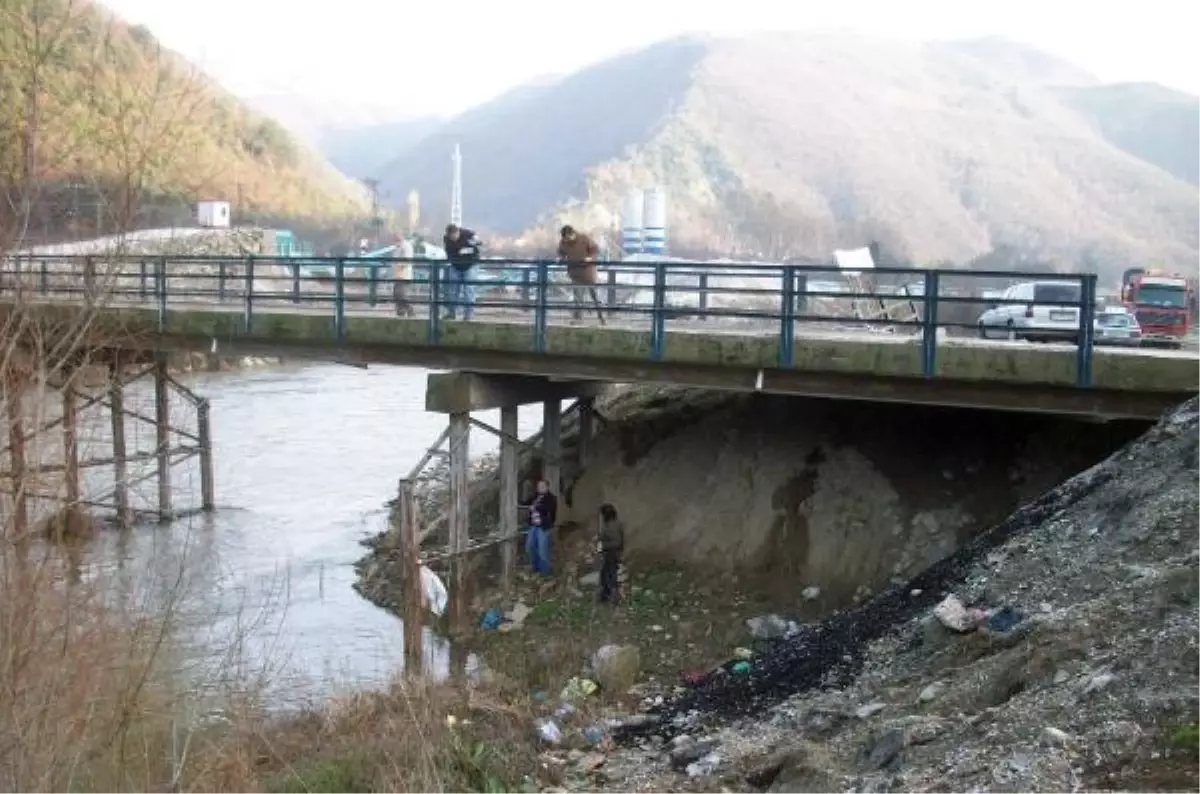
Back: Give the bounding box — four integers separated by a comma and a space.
104, 0, 1198, 119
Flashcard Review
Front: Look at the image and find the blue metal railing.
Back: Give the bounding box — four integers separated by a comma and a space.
0, 255, 1102, 386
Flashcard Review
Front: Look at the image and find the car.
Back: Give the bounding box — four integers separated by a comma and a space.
978, 280, 1082, 342
1093, 307, 1143, 346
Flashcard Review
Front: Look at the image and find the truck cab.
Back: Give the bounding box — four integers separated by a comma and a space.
1120, 268, 1192, 348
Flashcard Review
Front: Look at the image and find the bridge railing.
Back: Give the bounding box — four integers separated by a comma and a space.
0, 255, 1101, 386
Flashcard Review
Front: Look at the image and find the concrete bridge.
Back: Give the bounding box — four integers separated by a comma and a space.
3, 255, 1195, 421
3, 253, 1196, 640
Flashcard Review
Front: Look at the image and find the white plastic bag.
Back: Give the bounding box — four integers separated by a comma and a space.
420, 565, 448, 616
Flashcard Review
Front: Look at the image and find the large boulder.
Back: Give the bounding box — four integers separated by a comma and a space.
592, 644, 641, 693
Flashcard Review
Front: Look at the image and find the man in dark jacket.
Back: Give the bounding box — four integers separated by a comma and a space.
442, 224, 482, 320
595, 503, 625, 604
556, 225, 606, 324
522, 478, 558, 528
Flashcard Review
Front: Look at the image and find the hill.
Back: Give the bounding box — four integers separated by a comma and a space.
1053, 82, 1200, 186
1, 0, 369, 247
249, 92, 443, 180
375, 34, 1198, 274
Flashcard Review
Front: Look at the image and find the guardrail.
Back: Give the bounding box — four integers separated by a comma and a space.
0, 255, 1101, 386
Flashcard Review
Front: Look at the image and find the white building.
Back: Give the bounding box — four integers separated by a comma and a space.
196, 199, 231, 229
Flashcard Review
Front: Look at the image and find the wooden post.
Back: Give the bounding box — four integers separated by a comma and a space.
397, 478, 423, 673
577, 397, 594, 468
447, 412, 470, 633
542, 399, 561, 497
6, 377, 28, 546
154, 358, 171, 522
109, 356, 132, 527
197, 398, 215, 511
499, 405, 518, 592
62, 386, 80, 506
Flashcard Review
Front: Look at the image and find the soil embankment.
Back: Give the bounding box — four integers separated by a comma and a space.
600, 397, 1198, 792
359, 385, 1145, 614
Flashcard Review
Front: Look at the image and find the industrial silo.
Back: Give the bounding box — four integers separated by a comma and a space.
642, 187, 667, 256
620, 190, 644, 256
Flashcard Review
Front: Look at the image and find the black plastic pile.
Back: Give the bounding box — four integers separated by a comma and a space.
614, 444, 1125, 743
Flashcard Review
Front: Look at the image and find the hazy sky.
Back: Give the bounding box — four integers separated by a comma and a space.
105, 0, 1197, 117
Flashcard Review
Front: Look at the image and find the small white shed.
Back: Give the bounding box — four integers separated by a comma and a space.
197, 199, 231, 229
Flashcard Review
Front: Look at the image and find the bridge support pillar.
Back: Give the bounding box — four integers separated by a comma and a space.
447, 410, 470, 634
198, 399, 215, 511
499, 405, 518, 593
577, 396, 595, 468
108, 355, 133, 528
154, 358, 172, 522
6, 374, 29, 548
542, 399, 561, 496
62, 383, 80, 508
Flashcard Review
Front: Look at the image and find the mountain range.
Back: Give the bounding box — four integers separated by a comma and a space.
360, 33, 1198, 274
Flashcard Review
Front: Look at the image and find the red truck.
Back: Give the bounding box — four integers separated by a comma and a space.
1120, 268, 1194, 348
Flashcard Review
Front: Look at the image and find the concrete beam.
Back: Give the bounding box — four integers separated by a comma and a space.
425, 371, 607, 414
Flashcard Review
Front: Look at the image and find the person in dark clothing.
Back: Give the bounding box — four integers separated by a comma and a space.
595, 503, 625, 604
522, 478, 558, 529
525, 510, 551, 576
442, 224, 482, 320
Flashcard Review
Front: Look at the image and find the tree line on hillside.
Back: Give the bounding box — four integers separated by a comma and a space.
1, 0, 367, 256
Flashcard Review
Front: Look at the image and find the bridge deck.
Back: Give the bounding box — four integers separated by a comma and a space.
3, 255, 1196, 419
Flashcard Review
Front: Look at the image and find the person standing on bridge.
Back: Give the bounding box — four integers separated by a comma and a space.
392, 235, 416, 317
442, 224, 482, 321
557, 225, 606, 325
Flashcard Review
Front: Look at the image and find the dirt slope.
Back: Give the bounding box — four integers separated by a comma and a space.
604, 397, 1199, 792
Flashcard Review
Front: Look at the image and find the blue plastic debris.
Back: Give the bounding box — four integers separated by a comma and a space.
480, 607, 503, 631
987, 606, 1024, 633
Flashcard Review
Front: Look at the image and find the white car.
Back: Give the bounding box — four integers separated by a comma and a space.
978, 280, 1082, 342
1094, 307, 1143, 346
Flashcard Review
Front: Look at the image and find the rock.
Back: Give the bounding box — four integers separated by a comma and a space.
801, 586, 821, 601
1083, 672, 1116, 694
747, 614, 799, 640
933, 594, 980, 632
592, 645, 641, 693
917, 681, 946, 703
1042, 727, 1071, 747
864, 728, 906, 771
579, 571, 600, 587
685, 752, 722, 777
855, 702, 887, 719
670, 738, 719, 770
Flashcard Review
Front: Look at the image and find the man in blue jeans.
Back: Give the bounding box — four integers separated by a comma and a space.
442, 224, 482, 320
525, 510, 551, 576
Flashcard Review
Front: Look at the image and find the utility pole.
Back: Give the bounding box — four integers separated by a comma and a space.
363, 177, 383, 246
450, 144, 463, 227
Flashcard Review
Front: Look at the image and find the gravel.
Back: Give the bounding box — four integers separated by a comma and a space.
603, 398, 1198, 792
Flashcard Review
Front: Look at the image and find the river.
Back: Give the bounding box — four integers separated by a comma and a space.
70, 363, 543, 704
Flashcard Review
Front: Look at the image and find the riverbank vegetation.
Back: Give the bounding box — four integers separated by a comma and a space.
0, 305, 541, 791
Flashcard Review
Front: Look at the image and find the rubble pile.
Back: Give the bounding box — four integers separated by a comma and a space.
603, 398, 1198, 792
